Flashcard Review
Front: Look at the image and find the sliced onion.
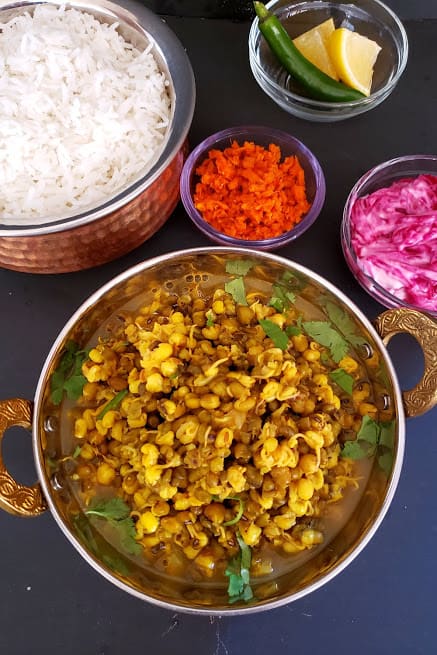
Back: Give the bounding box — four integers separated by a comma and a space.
350, 174, 437, 311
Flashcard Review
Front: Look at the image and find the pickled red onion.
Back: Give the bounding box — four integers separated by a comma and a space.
350, 174, 437, 312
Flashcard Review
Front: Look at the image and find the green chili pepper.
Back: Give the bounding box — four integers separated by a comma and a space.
96, 389, 128, 420
253, 2, 365, 102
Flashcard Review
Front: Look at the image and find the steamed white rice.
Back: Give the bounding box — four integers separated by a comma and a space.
0, 4, 172, 223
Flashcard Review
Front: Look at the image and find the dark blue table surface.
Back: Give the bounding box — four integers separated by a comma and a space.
1, 2, 436, 654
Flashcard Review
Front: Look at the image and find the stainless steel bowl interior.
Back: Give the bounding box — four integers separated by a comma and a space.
33, 247, 404, 615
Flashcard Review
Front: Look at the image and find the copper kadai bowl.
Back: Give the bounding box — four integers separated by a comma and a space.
0, 0, 195, 274
0, 248, 435, 615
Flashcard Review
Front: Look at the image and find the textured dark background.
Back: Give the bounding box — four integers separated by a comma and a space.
1, 1, 436, 654
142, 0, 437, 19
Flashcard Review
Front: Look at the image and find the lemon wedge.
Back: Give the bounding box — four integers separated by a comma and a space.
328, 27, 382, 96
293, 18, 339, 80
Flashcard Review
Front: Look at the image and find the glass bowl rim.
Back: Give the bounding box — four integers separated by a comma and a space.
341, 153, 437, 317
180, 124, 327, 247
248, 0, 409, 111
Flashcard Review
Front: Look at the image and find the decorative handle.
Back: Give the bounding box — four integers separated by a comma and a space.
374, 309, 437, 418
0, 399, 48, 516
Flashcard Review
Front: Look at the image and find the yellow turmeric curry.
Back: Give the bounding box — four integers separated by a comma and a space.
60, 259, 386, 602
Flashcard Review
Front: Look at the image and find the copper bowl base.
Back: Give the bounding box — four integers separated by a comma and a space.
0, 149, 185, 274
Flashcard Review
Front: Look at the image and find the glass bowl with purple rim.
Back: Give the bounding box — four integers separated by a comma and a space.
341, 154, 437, 317
179, 125, 326, 251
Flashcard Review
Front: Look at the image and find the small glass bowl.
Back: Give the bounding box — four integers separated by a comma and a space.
248, 0, 408, 122
179, 125, 326, 250
341, 155, 437, 317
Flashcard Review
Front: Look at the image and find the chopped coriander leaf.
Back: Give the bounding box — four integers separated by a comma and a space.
378, 420, 396, 449
269, 296, 284, 313
378, 451, 394, 476
279, 269, 307, 291
225, 532, 253, 603
226, 563, 245, 598
341, 416, 396, 465
280, 270, 294, 283
55, 341, 78, 374
341, 440, 367, 459
101, 552, 132, 577
269, 283, 296, 313
73, 513, 131, 576
96, 389, 128, 420
222, 496, 244, 526
225, 277, 247, 305
86, 497, 131, 521
50, 341, 90, 405
259, 319, 289, 350
50, 387, 64, 406
322, 300, 367, 348
302, 320, 349, 363
51, 368, 67, 392
238, 533, 251, 574
356, 415, 380, 447
85, 496, 142, 556
73, 513, 100, 553
329, 368, 354, 395
63, 374, 88, 401
242, 584, 254, 602
117, 517, 143, 555
72, 445, 82, 458
285, 324, 301, 337
225, 259, 255, 276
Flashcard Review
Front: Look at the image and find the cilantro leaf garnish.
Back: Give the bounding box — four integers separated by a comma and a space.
86, 497, 131, 521
269, 283, 296, 313
302, 320, 349, 363
279, 269, 307, 291
259, 319, 289, 350
341, 440, 368, 460
285, 324, 301, 337
357, 414, 381, 447
225, 277, 248, 305
341, 415, 381, 459
225, 532, 253, 604
85, 497, 142, 556
341, 416, 396, 473
73, 513, 131, 577
329, 368, 354, 395
378, 451, 394, 476
322, 300, 367, 348
378, 421, 395, 449
63, 375, 88, 401
50, 341, 89, 405
96, 389, 128, 421
269, 296, 284, 313
222, 496, 244, 527
225, 259, 255, 276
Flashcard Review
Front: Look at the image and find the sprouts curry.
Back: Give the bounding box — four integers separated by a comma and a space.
51, 257, 393, 604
